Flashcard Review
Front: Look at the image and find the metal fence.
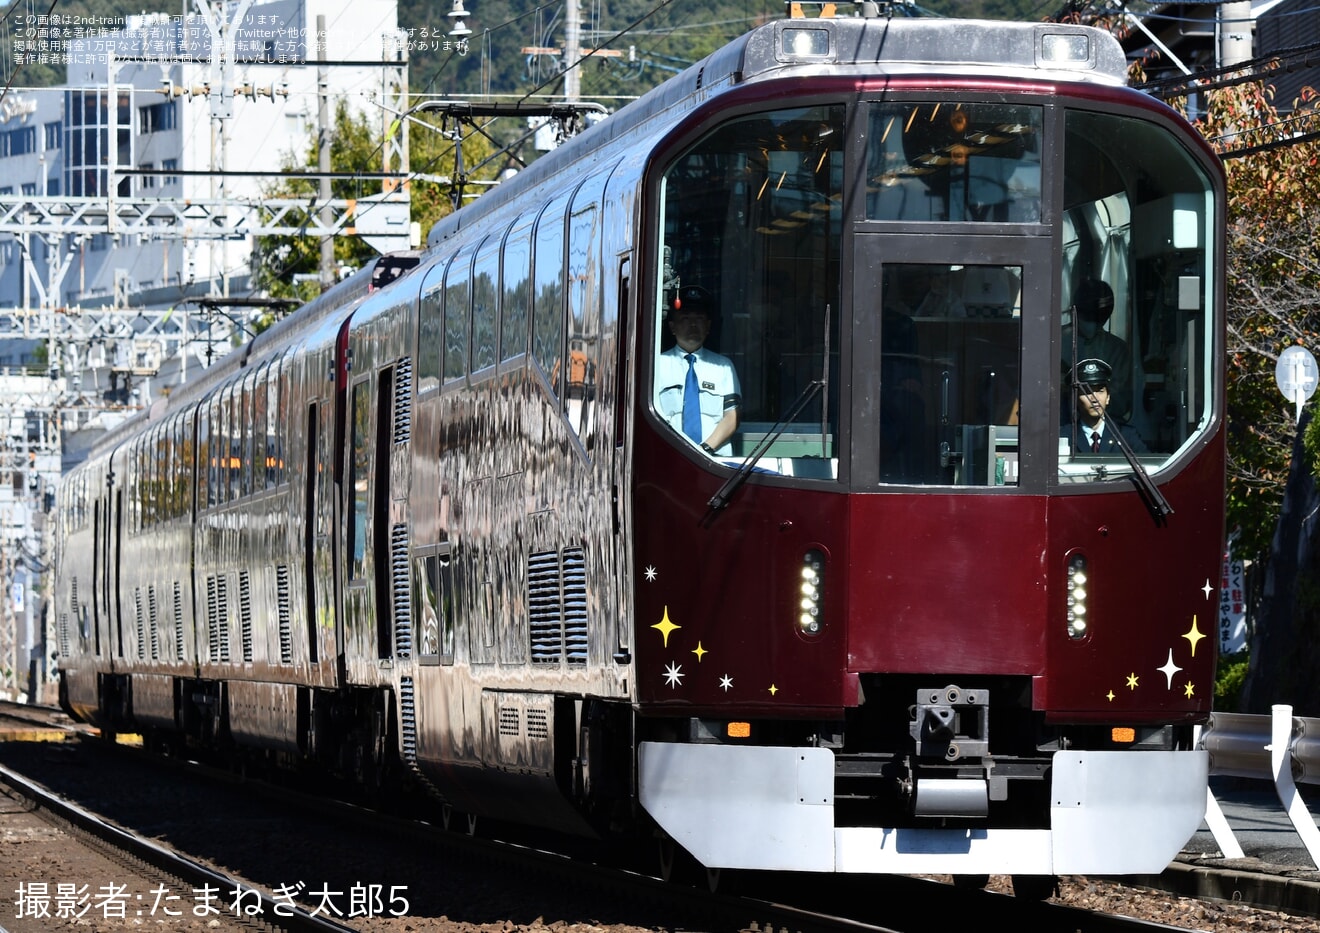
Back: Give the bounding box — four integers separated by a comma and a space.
1198, 704, 1320, 867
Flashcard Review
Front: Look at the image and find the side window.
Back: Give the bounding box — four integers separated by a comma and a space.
348, 379, 371, 581
203, 398, 216, 507
252, 364, 268, 494
267, 358, 282, 487
532, 194, 569, 392
656, 104, 842, 472
472, 234, 500, 373
227, 384, 242, 498
444, 247, 474, 385
501, 214, 533, 363
240, 374, 254, 498
414, 544, 455, 664
1058, 109, 1216, 481
566, 181, 602, 442
418, 269, 443, 393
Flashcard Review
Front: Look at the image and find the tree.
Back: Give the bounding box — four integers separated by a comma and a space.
1194, 81, 1320, 564
250, 99, 500, 309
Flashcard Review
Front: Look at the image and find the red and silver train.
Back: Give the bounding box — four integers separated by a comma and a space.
54, 12, 1225, 888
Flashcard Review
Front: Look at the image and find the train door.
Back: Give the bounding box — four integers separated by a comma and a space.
853, 234, 1050, 488
611, 253, 632, 663
92, 494, 104, 657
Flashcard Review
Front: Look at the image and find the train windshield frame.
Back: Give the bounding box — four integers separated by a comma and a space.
648, 87, 1220, 494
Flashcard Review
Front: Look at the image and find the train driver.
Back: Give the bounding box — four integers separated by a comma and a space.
1063, 358, 1148, 454
655, 285, 741, 457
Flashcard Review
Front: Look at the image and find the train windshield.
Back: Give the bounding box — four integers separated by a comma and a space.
652, 96, 1217, 491
1056, 109, 1216, 486
654, 104, 844, 479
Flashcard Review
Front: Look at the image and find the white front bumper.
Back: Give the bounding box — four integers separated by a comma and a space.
638, 742, 1208, 874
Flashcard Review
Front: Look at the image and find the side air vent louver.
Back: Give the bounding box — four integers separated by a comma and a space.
528, 550, 563, 663
499, 706, 519, 736
173, 582, 185, 658
276, 565, 292, 664
562, 547, 588, 665
57, 612, 70, 659
206, 575, 219, 661
216, 574, 231, 663
399, 676, 418, 765
528, 546, 590, 664
148, 586, 160, 660
134, 588, 145, 660
239, 570, 253, 662
393, 357, 413, 445
391, 524, 412, 659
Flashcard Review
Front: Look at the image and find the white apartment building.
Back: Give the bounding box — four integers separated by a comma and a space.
0, 0, 405, 314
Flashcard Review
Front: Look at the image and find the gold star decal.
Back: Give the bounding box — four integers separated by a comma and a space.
768, 684, 778, 696
652, 607, 680, 648
1106, 690, 1115, 702
1184, 682, 1196, 698
1126, 673, 1139, 689
692, 642, 707, 662
1183, 616, 1206, 657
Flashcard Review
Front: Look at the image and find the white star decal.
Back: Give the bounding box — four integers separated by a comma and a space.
663, 661, 684, 688
1202, 579, 1213, 599
1158, 649, 1183, 689
645, 565, 657, 582
719, 675, 733, 691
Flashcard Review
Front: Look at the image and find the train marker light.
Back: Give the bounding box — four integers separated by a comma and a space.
727, 722, 752, 739
1065, 554, 1088, 639
798, 549, 826, 634
1111, 727, 1136, 744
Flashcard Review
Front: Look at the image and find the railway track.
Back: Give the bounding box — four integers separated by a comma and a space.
0, 701, 1285, 933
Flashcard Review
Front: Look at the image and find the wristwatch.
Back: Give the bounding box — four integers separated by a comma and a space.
701, 443, 716, 454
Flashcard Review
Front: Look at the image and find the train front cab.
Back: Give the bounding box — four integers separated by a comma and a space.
630, 21, 1223, 878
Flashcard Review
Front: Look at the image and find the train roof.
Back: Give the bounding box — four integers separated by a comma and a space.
426, 15, 1127, 250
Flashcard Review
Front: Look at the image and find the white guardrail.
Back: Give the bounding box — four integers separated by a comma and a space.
1198, 704, 1320, 867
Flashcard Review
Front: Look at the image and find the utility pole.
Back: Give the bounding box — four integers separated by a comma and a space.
319, 14, 335, 291
1219, 2, 1253, 68
564, 0, 581, 102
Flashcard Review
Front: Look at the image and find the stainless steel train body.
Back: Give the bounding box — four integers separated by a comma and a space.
54, 14, 1226, 881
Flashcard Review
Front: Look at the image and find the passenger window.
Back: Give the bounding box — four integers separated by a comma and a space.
532, 196, 569, 394
348, 379, 371, 581
502, 215, 532, 362
414, 544, 455, 664
566, 185, 601, 442
472, 235, 499, 373
444, 247, 473, 384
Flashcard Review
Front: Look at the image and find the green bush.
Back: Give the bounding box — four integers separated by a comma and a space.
1215, 650, 1250, 711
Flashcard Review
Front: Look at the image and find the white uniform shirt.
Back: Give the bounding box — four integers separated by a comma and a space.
655, 345, 741, 455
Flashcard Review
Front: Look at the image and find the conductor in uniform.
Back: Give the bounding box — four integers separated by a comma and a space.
1063, 358, 1147, 454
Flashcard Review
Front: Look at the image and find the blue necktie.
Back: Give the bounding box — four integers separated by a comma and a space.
682, 353, 702, 442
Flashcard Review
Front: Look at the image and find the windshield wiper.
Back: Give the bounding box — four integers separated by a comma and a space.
706, 379, 825, 515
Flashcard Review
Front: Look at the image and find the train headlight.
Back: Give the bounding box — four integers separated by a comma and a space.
1065, 553, 1088, 639
782, 27, 831, 60
797, 549, 826, 635
1039, 33, 1090, 65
